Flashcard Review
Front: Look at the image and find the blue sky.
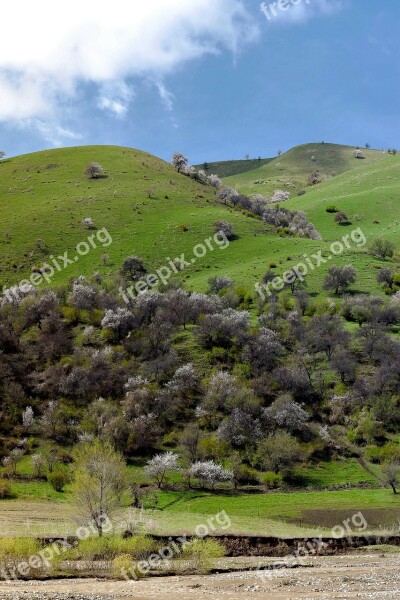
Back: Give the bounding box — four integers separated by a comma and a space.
0, 0, 398, 163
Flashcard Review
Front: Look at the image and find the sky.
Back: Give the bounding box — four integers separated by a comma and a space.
0, 0, 399, 163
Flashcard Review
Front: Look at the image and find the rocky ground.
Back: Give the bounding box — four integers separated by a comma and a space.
0, 555, 399, 600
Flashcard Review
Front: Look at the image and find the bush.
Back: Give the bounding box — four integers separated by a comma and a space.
182, 538, 225, 574
326, 205, 339, 213
0, 538, 43, 578
259, 472, 284, 489
0, 479, 11, 499
48, 470, 69, 492
111, 554, 143, 580
66, 535, 157, 561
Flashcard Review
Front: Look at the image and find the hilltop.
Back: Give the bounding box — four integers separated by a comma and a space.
223, 143, 387, 197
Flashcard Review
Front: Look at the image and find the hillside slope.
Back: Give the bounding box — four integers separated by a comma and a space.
195, 157, 273, 178
223, 143, 387, 197
0, 145, 397, 298
285, 152, 400, 244
0, 145, 305, 293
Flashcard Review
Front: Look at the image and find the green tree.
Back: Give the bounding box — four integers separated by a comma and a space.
72, 440, 128, 536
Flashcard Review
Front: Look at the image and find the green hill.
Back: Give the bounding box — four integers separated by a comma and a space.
285, 152, 400, 245
195, 157, 273, 179
0, 145, 308, 294
223, 143, 387, 197
0, 144, 398, 300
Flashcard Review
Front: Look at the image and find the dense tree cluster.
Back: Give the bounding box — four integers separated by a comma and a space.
0, 265, 399, 494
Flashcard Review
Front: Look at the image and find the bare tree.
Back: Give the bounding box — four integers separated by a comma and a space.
382, 461, 400, 494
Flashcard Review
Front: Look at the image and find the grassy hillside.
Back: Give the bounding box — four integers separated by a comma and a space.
223, 143, 387, 197
0, 145, 271, 292
285, 152, 400, 245
195, 157, 273, 178
0, 144, 397, 300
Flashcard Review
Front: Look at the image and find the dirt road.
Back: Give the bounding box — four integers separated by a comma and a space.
0, 555, 399, 600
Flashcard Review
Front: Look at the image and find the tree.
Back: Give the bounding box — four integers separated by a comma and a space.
377, 267, 395, 290
323, 265, 357, 295
188, 461, 233, 489
121, 256, 147, 281
181, 424, 201, 464
382, 461, 400, 494
217, 409, 261, 447
257, 432, 303, 474
72, 440, 128, 536
208, 174, 222, 189
271, 190, 290, 203
353, 149, 364, 159
214, 220, 236, 240
22, 406, 34, 429
208, 276, 233, 294
145, 452, 180, 488
263, 395, 308, 433
334, 211, 350, 225
0, 151, 6, 160
308, 314, 350, 359
172, 152, 188, 173
84, 162, 106, 179
365, 143, 371, 149
370, 238, 395, 260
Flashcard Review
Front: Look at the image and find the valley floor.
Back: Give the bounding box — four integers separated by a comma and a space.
0, 555, 399, 600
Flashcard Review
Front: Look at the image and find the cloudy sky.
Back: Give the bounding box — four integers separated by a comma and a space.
0, 0, 398, 162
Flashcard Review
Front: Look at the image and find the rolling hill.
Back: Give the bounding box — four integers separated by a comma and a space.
0, 144, 398, 300
223, 143, 387, 197
195, 157, 273, 179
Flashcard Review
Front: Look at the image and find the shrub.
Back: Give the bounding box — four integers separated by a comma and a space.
84, 162, 106, 179
48, 470, 69, 492
259, 472, 284, 489
0, 538, 43, 577
326, 205, 339, 213
111, 554, 143, 580
0, 479, 11, 499
65, 534, 157, 561
182, 538, 225, 574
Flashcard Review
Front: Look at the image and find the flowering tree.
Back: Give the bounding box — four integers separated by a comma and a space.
81, 217, 95, 230
263, 395, 309, 433
84, 162, 106, 179
145, 452, 180, 488
188, 461, 233, 489
208, 174, 222, 188
22, 406, 34, 429
172, 152, 188, 173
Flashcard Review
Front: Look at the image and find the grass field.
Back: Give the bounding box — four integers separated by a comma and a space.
1, 485, 400, 538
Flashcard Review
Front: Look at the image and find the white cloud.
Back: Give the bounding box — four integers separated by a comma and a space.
0, 0, 258, 130
31, 121, 83, 147
97, 81, 135, 117
154, 81, 175, 111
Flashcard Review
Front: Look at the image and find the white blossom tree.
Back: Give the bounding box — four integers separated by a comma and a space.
145, 452, 180, 488
22, 406, 34, 429
189, 461, 233, 489
172, 152, 188, 173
